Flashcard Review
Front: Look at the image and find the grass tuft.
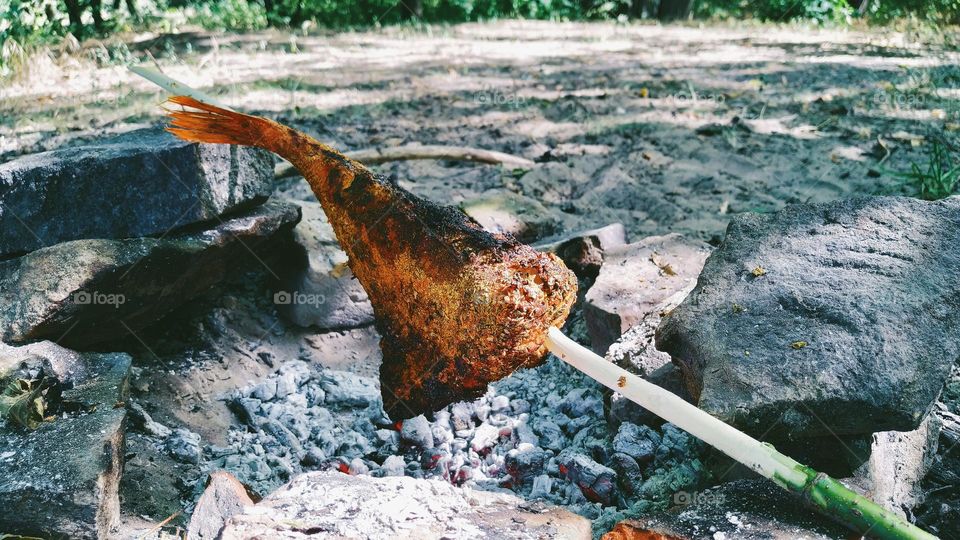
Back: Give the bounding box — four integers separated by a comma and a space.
888, 140, 960, 200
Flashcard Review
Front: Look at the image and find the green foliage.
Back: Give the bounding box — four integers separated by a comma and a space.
889, 141, 960, 201
1, 0, 959, 78
188, 0, 268, 30
697, 0, 855, 25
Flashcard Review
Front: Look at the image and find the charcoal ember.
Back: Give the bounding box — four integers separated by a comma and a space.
400, 415, 435, 449
560, 388, 604, 418
450, 402, 475, 431
558, 453, 618, 505
381, 455, 406, 477
301, 448, 327, 467
166, 428, 203, 465
534, 419, 566, 452
420, 449, 452, 474
471, 423, 502, 453
336, 431, 373, 459
260, 420, 303, 457
320, 370, 381, 408
505, 446, 548, 487
229, 398, 262, 427
612, 422, 661, 465
609, 453, 644, 497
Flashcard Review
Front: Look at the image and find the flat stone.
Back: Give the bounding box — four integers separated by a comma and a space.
0, 341, 130, 540
657, 196, 960, 440
851, 415, 940, 517
0, 127, 274, 258
460, 189, 562, 243
585, 234, 711, 353
536, 223, 628, 280
219, 471, 591, 539
0, 200, 300, 347
275, 200, 374, 330
187, 470, 256, 540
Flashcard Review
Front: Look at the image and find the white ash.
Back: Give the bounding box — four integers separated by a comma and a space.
187, 355, 707, 534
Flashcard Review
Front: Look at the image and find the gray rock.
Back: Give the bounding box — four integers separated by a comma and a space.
0, 200, 300, 347
536, 223, 628, 280
275, 200, 374, 330
0, 127, 274, 258
612, 422, 661, 464
657, 196, 960, 440
558, 453, 617, 506
585, 234, 711, 354
401, 414, 435, 449
0, 341, 130, 540
460, 189, 562, 243
219, 471, 591, 539
187, 471, 255, 540
166, 428, 203, 464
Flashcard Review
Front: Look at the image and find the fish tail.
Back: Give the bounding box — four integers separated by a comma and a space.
163, 95, 350, 176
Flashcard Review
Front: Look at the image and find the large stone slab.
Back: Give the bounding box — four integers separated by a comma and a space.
0, 127, 274, 258
219, 471, 591, 539
275, 200, 374, 330
657, 196, 960, 441
601, 479, 849, 540
585, 234, 711, 354
0, 200, 300, 347
0, 341, 131, 539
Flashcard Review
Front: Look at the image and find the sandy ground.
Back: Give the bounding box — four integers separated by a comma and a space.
2, 20, 959, 538
3, 21, 959, 244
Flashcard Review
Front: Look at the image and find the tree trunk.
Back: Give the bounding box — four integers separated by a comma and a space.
409, 0, 423, 18
89, 0, 104, 31
657, 0, 694, 20
63, 0, 84, 34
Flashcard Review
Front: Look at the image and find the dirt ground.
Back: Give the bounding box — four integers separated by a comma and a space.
3, 20, 959, 538
3, 21, 959, 245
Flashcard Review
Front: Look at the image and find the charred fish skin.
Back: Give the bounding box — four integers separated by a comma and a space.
163, 96, 577, 421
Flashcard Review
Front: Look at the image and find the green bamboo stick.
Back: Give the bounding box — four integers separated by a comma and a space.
545, 327, 938, 540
